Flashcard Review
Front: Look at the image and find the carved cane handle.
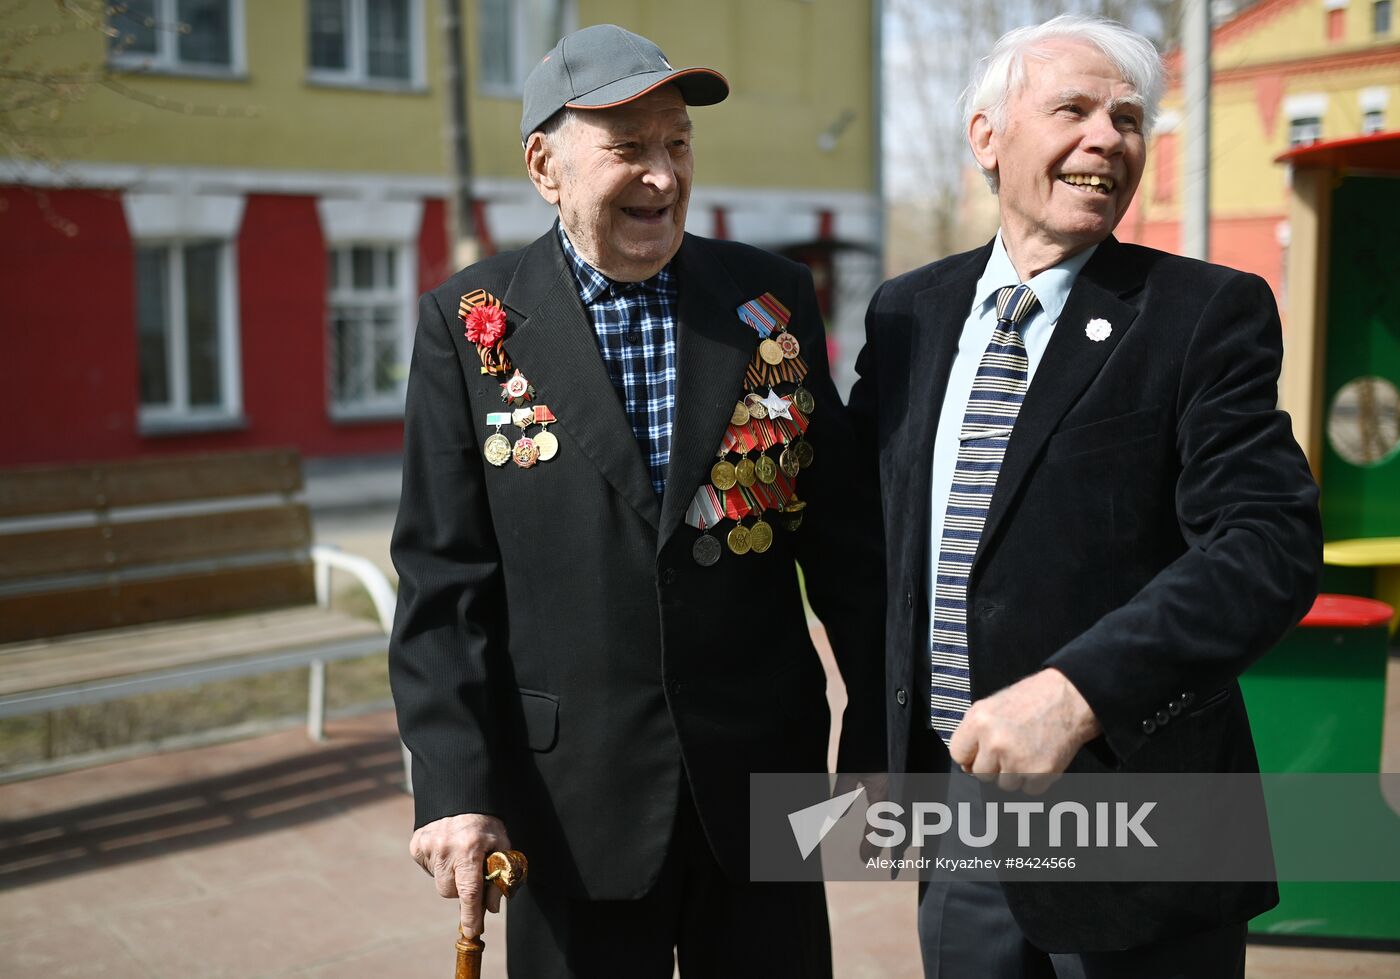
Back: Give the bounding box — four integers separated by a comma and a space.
452, 849, 528, 979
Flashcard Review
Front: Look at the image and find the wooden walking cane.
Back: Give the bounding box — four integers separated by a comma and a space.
454, 849, 528, 979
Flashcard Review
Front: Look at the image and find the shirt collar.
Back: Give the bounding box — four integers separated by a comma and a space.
558, 223, 675, 304
973, 231, 1098, 325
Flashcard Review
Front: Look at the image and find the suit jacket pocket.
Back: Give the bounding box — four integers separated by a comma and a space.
1043, 407, 1163, 462
519, 689, 560, 752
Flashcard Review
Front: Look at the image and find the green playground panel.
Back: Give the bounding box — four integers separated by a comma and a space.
1240, 620, 1400, 942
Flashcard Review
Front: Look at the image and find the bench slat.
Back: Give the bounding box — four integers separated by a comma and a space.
0, 607, 373, 681
0, 449, 302, 517
0, 504, 312, 582
0, 633, 389, 719
0, 607, 383, 695
0, 562, 316, 643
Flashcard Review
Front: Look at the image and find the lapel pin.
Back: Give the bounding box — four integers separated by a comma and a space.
1085, 318, 1112, 342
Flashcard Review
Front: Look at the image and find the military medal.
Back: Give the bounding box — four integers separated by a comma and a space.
483, 412, 512, 467
739, 292, 809, 388
685, 486, 727, 566
693, 528, 722, 566
792, 385, 815, 415
512, 436, 539, 468
749, 418, 779, 485
500, 369, 535, 406
749, 517, 774, 553
729, 424, 759, 487
688, 498, 722, 565
779, 441, 801, 478
731, 401, 751, 426
512, 406, 535, 428
711, 453, 737, 491
755, 454, 778, 485
726, 523, 752, 555
737, 486, 774, 554
794, 438, 815, 469
743, 392, 769, 420
761, 387, 793, 421
734, 456, 757, 488
532, 405, 559, 461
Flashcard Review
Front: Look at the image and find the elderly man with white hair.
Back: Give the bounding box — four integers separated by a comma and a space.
850, 15, 1320, 978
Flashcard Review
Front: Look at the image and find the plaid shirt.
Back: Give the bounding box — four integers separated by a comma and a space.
559, 225, 678, 497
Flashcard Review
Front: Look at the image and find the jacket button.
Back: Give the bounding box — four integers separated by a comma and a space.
1155, 709, 1170, 726
895, 687, 908, 706
661, 568, 676, 585
1181, 692, 1195, 706
1141, 718, 1157, 735
905, 591, 914, 609
1168, 700, 1182, 716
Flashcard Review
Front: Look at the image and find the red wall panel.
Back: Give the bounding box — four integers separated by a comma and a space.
419, 198, 452, 292
1, 187, 139, 465
3, 191, 450, 467
1117, 214, 1288, 322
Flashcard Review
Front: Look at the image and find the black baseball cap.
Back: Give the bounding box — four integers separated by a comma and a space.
520, 24, 729, 143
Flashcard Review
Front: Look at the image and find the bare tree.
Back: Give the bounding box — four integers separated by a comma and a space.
1, 1, 257, 230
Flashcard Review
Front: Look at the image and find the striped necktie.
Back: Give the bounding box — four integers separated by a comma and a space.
930, 283, 1040, 738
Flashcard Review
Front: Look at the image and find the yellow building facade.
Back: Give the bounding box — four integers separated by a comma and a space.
1121, 0, 1398, 310
7, 0, 877, 249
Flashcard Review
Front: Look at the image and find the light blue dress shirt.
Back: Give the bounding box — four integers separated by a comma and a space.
923, 233, 1098, 712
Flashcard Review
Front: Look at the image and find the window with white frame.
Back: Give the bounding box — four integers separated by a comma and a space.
136, 241, 242, 424
108, 0, 243, 74
1288, 116, 1323, 147
308, 0, 424, 87
1360, 87, 1389, 134
326, 245, 414, 415
479, 0, 574, 96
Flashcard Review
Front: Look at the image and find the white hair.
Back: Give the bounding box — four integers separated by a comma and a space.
532, 107, 582, 149
961, 14, 1164, 191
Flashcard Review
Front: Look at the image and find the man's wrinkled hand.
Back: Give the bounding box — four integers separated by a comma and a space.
947, 668, 1101, 793
409, 813, 511, 938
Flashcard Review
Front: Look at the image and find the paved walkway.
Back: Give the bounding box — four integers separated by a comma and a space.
1, 711, 1397, 978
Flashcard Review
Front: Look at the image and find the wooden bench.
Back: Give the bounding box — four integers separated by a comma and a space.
0, 449, 398, 773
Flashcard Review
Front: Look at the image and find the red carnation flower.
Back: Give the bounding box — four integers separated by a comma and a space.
464, 305, 507, 346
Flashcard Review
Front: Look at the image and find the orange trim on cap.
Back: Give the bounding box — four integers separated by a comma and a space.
564, 67, 730, 111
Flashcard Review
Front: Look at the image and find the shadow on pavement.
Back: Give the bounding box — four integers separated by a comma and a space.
0, 734, 405, 889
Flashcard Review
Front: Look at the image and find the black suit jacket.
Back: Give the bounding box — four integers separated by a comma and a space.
849, 236, 1321, 952
389, 228, 885, 900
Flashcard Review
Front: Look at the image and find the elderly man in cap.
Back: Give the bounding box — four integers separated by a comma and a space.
389, 23, 884, 977
851, 14, 1320, 978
